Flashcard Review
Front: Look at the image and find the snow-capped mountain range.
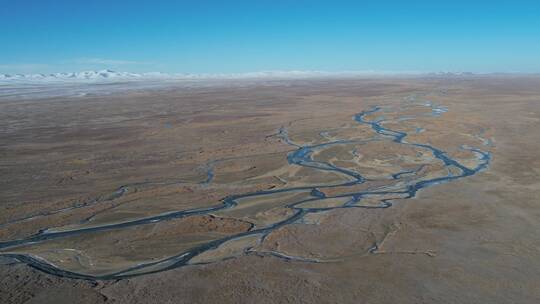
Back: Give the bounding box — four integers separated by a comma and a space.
0, 69, 484, 84
0, 70, 168, 82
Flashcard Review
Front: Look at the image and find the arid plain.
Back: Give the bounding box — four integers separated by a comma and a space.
1, 77, 539, 303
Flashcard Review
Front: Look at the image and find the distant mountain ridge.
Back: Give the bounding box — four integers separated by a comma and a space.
0, 69, 486, 84
0, 70, 159, 82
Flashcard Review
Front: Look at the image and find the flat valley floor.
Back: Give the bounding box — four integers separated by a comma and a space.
1, 77, 539, 303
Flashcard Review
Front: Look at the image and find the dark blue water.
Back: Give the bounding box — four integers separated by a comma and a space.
0, 103, 491, 280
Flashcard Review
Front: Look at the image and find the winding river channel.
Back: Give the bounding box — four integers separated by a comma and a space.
0, 98, 491, 280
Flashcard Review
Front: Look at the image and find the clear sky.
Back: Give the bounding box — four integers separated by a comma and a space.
1, 0, 539, 74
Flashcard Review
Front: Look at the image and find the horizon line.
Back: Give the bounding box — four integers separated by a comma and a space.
2, 69, 540, 78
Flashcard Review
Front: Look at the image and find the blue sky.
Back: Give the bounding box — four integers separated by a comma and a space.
1, 0, 539, 74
